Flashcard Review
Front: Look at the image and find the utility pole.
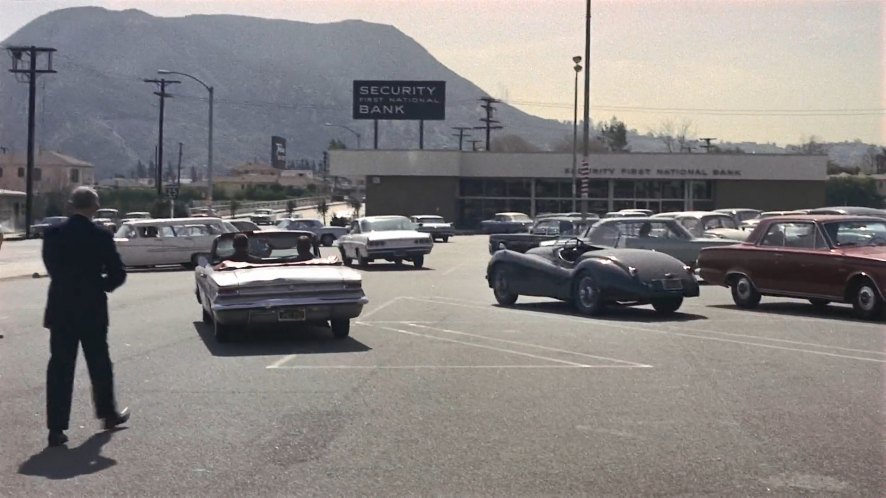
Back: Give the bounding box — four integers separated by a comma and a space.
143, 78, 180, 195
580, 0, 592, 222
7, 46, 56, 239
176, 142, 183, 186
699, 137, 717, 153
451, 127, 471, 151
475, 97, 503, 152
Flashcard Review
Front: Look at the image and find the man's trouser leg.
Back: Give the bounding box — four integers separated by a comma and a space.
81, 326, 116, 419
47, 328, 79, 431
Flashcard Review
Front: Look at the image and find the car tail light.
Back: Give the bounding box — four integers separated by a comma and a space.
368, 241, 386, 248
343, 281, 362, 290
217, 287, 239, 296
414, 238, 431, 245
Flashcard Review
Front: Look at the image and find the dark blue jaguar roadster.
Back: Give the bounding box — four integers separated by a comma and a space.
485, 239, 699, 315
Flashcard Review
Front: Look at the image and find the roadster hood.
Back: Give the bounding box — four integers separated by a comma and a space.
211, 265, 362, 288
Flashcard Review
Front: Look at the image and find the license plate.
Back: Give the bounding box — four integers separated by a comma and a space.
659, 279, 683, 290
278, 308, 306, 321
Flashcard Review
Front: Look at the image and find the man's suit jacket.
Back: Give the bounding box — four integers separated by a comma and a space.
42, 215, 127, 329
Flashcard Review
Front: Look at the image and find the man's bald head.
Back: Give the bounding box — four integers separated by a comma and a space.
68, 186, 100, 216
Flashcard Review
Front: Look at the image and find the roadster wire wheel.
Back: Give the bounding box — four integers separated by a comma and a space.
852, 281, 883, 320
730, 275, 761, 309
492, 267, 518, 305
573, 273, 604, 315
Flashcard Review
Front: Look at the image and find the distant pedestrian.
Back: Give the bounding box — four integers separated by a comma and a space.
42, 187, 129, 447
294, 235, 315, 262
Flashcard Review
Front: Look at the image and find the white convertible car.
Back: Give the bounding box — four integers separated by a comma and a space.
195, 231, 367, 342
337, 215, 433, 268
115, 217, 232, 267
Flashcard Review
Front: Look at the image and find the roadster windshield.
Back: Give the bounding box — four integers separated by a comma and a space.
361, 217, 415, 232
822, 220, 886, 247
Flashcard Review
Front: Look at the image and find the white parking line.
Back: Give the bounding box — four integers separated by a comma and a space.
270, 365, 640, 370
407, 297, 886, 364
402, 322, 651, 367
362, 322, 593, 367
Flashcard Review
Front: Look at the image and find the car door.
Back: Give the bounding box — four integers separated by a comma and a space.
778, 222, 841, 298
341, 221, 361, 258
752, 222, 791, 292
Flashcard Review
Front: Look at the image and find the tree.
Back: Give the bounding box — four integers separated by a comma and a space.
286, 199, 295, 217
147, 160, 157, 184
710, 145, 746, 154
798, 135, 828, 155
859, 145, 881, 174
328, 139, 348, 150
135, 160, 147, 179
229, 199, 240, 217
190, 166, 199, 183
826, 176, 884, 207
348, 197, 362, 218
654, 119, 694, 152
599, 116, 628, 152
490, 134, 539, 152
317, 199, 329, 224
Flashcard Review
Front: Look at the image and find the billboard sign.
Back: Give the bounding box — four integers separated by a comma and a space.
271, 136, 286, 169
353, 80, 446, 120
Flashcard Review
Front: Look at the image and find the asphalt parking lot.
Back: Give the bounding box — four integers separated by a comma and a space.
0, 234, 883, 496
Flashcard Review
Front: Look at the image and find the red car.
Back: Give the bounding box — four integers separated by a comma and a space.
698, 215, 886, 320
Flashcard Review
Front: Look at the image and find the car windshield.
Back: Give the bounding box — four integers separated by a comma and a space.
822, 220, 886, 247
361, 217, 415, 231
215, 233, 317, 262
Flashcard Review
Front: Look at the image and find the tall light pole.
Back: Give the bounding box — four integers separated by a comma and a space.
580, 0, 592, 222
158, 70, 213, 209
324, 122, 361, 149
571, 56, 582, 212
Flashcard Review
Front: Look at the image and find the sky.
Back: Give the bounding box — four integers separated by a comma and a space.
0, 0, 883, 146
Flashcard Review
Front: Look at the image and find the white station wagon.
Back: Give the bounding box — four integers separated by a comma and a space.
337, 215, 433, 268
114, 217, 231, 267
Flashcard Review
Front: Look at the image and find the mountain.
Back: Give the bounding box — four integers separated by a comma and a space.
0, 8, 570, 178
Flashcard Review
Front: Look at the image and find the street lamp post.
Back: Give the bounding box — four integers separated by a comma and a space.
571, 56, 582, 212
580, 0, 592, 223
324, 122, 362, 149
158, 70, 214, 210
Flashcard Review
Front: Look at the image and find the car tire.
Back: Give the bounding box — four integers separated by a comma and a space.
214, 319, 232, 343
492, 266, 518, 306
331, 319, 350, 339
651, 297, 683, 315
321, 234, 334, 247
358, 253, 371, 266
730, 275, 761, 309
394, 258, 403, 265
413, 255, 424, 269
202, 307, 213, 324
808, 298, 830, 310
572, 273, 605, 315
442, 236, 450, 243
851, 280, 883, 320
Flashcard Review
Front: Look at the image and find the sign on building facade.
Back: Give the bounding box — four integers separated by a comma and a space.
353, 80, 446, 120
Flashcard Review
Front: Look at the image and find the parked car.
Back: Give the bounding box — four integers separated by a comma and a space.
604, 209, 653, 218
29, 216, 68, 238
277, 218, 349, 247
93, 218, 117, 232
714, 208, 762, 224
740, 210, 809, 231
121, 211, 152, 223
410, 215, 455, 242
698, 215, 886, 320
229, 220, 260, 232
480, 212, 533, 234
250, 208, 276, 225
114, 217, 231, 267
195, 230, 367, 342
580, 217, 737, 267
805, 206, 886, 219
487, 238, 699, 315
665, 211, 747, 241
489, 216, 594, 255
337, 215, 433, 268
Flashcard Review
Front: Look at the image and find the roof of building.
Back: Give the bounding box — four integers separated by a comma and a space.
0, 150, 93, 168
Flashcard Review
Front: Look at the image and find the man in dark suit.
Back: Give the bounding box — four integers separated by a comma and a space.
43, 187, 130, 447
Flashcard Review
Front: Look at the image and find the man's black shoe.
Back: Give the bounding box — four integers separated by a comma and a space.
103, 407, 130, 430
48, 431, 68, 447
